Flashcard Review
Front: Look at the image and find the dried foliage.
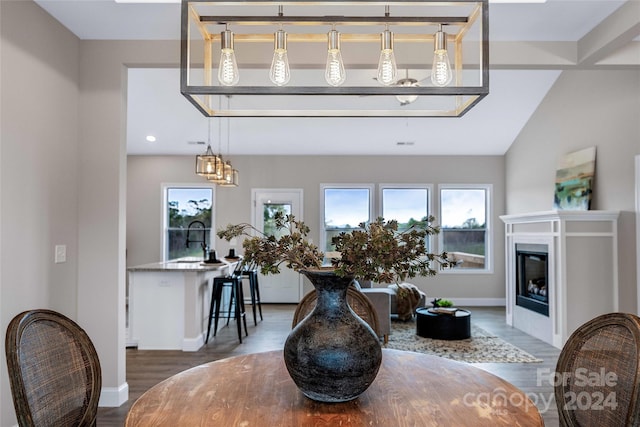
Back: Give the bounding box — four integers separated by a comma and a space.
331, 217, 449, 283
217, 212, 449, 283
217, 212, 324, 275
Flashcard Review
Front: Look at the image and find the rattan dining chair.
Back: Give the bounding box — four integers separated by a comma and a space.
292, 286, 381, 338
555, 312, 640, 427
5, 309, 102, 427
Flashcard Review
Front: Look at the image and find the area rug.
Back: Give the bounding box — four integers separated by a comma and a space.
385, 319, 542, 363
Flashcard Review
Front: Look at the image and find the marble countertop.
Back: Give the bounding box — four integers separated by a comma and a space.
128, 257, 238, 272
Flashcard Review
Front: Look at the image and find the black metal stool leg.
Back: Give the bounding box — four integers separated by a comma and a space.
232, 277, 248, 343
238, 278, 248, 339
252, 271, 263, 321
246, 273, 257, 326
213, 279, 225, 337
205, 282, 219, 344
226, 284, 234, 326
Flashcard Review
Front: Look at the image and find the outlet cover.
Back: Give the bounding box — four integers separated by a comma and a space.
55, 245, 67, 263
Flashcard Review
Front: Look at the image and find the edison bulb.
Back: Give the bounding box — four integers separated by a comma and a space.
431, 50, 452, 87
325, 51, 346, 86
269, 30, 290, 86
376, 29, 397, 86
205, 160, 215, 174
218, 50, 239, 86
325, 29, 346, 86
218, 30, 239, 86
430, 26, 453, 87
377, 51, 397, 86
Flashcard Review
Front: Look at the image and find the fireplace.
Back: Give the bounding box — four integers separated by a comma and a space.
502, 211, 618, 348
515, 243, 549, 316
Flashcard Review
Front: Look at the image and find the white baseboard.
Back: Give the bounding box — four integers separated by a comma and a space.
99, 382, 129, 407
182, 334, 204, 352
440, 298, 505, 307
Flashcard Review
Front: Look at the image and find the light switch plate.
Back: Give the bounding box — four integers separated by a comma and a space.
55, 245, 67, 263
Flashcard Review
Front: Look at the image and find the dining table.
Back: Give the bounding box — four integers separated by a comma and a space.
125, 348, 544, 426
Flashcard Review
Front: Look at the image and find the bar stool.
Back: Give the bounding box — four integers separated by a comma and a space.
205, 270, 248, 344
241, 269, 263, 325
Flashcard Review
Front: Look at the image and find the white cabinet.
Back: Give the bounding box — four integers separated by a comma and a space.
501, 211, 619, 348
128, 262, 230, 351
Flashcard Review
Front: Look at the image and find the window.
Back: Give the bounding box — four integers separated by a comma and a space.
163, 185, 214, 261
320, 184, 374, 252
263, 202, 292, 239
439, 185, 491, 271
380, 184, 433, 249
381, 185, 431, 227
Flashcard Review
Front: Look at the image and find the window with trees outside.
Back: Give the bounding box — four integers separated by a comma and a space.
380, 185, 432, 251
263, 203, 292, 239
321, 185, 374, 252
164, 186, 214, 261
439, 185, 491, 271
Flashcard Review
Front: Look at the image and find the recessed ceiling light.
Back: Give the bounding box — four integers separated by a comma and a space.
145, 135, 156, 142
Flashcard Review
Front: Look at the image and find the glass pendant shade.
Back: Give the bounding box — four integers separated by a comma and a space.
196, 145, 222, 178
218, 29, 239, 86
395, 77, 419, 105
376, 29, 397, 86
430, 26, 453, 87
269, 30, 290, 86
325, 29, 346, 86
219, 164, 239, 187
206, 154, 227, 184
223, 161, 232, 182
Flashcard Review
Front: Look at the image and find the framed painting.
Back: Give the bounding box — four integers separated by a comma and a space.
553, 147, 596, 210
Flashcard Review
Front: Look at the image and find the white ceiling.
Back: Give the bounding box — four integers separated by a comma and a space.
35, 0, 639, 156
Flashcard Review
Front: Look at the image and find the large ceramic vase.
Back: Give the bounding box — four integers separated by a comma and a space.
283, 269, 382, 402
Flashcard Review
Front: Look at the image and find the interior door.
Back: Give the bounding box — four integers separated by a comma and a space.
252, 189, 304, 303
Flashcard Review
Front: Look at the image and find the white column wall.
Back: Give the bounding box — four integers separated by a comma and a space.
77, 40, 180, 407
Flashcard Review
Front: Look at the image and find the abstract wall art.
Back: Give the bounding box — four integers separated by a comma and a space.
553, 146, 596, 210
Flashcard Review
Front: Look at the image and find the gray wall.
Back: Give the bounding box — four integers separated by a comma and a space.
505, 69, 640, 313
127, 155, 506, 301
0, 1, 80, 425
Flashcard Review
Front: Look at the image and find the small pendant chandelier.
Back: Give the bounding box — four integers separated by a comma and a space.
218, 101, 239, 187
195, 119, 223, 180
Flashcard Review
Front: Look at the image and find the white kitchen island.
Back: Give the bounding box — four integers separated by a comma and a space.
127, 258, 235, 351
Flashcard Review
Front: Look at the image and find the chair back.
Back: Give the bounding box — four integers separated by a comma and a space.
555, 312, 640, 427
292, 286, 381, 337
5, 309, 102, 427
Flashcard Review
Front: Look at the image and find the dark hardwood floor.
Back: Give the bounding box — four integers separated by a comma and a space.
97, 305, 561, 426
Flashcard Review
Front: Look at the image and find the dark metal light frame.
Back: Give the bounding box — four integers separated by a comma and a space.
181, 0, 489, 118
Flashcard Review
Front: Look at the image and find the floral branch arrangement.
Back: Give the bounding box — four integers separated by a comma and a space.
217, 212, 449, 282
330, 216, 450, 284
217, 212, 324, 275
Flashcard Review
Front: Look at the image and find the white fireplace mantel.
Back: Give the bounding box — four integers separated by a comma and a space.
500, 210, 619, 349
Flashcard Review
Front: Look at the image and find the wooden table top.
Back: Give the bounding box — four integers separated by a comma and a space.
125, 349, 543, 427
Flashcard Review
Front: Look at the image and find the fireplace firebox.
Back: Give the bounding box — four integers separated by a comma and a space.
515, 243, 549, 316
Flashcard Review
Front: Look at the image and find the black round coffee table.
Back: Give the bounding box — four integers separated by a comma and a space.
415, 307, 471, 340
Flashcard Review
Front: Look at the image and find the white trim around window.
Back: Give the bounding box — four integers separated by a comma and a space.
438, 183, 493, 274
320, 183, 375, 253
379, 183, 434, 251
161, 182, 216, 262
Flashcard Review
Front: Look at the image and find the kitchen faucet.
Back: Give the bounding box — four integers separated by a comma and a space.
186, 220, 208, 259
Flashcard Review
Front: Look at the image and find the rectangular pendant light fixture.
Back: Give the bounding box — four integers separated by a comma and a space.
181, 0, 489, 118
